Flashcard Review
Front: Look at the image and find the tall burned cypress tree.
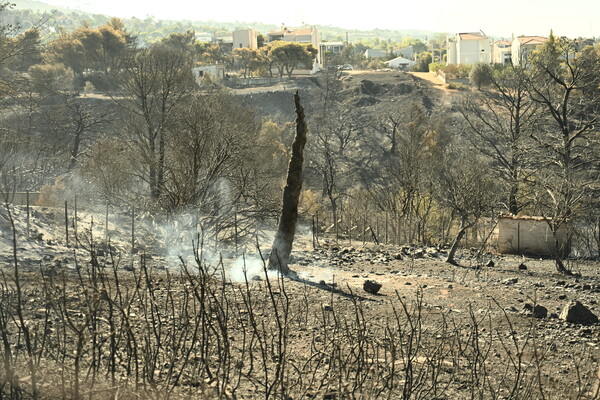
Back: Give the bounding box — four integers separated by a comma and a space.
268, 91, 307, 277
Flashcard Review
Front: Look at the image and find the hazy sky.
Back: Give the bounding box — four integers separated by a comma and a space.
37, 0, 598, 38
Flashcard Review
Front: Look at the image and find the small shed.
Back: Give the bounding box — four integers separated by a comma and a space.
495, 215, 571, 256
387, 56, 416, 70
192, 65, 226, 83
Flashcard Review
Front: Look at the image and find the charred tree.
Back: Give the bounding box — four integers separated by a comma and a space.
268, 91, 307, 277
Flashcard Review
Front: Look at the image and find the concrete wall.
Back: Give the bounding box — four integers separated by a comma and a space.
496, 217, 571, 256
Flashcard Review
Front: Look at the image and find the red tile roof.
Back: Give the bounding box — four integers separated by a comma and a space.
459, 32, 487, 40
516, 36, 547, 45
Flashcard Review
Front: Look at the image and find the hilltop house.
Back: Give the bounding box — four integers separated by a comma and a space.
511, 35, 547, 66
446, 31, 491, 65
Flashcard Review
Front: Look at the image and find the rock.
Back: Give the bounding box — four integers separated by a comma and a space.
323, 304, 333, 312
558, 294, 567, 300
486, 260, 495, 268
363, 280, 382, 295
582, 284, 591, 290
533, 305, 548, 318
518, 263, 527, 270
560, 301, 599, 324
503, 277, 518, 285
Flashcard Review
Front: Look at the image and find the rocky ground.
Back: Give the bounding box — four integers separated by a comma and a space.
1, 204, 599, 398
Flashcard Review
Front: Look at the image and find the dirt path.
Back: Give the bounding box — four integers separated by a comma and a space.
410, 71, 450, 93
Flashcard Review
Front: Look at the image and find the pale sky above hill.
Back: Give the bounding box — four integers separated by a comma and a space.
36, 0, 599, 38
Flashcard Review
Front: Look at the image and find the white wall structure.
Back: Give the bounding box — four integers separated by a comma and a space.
495, 216, 570, 256
446, 31, 491, 65
192, 65, 226, 82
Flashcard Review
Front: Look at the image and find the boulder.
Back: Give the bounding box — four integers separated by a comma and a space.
533, 305, 548, 318
559, 301, 599, 324
363, 280, 382, 295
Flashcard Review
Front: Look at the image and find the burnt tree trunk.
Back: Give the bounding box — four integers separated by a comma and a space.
268, 91, 307, 277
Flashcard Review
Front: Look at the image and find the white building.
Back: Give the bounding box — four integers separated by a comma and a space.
491, 40, 512, 65
394, 46, 414, 59
321, 41, 345, 54
447, 31, 491, 65
511, 36, 547, 66
195, 32, 213, 43
364, 49, 387, 59
233, 28, 258, 50
387, 56, 416, 69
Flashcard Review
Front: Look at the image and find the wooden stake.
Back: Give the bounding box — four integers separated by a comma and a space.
234, 213, 239, 255
74, 195, 78, 247
65, 201, 69, 246
26, 190, 30, 238
105, 201, 109, 247
385, 211, 388, 245
131, 207, 135, 254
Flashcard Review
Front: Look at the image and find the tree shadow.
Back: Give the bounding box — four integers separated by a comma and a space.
289, 274, 381, 302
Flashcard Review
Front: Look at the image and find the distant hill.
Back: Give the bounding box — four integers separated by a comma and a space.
12, 0, 73, 14
4, 0, 441, 43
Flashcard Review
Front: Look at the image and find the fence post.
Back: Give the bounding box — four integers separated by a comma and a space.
65, 201, 69, 247
312, 215, 317, 250
385, 211, 388, 245
362, 215, 366, 245
26, 190, 30, 238
105, 201, 109, 247
234, 213, 239, 256
131, 206, 135, 254
316, 213, 320, 247
74, 195, 78, 247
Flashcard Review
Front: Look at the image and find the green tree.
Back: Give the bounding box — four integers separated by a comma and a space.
28, 63, 74, 94
413, 51, 432, 72
46, 31, 85, 78
469, 63, 492, 90
266, 42, 317, 77
233, 47, 261, 78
